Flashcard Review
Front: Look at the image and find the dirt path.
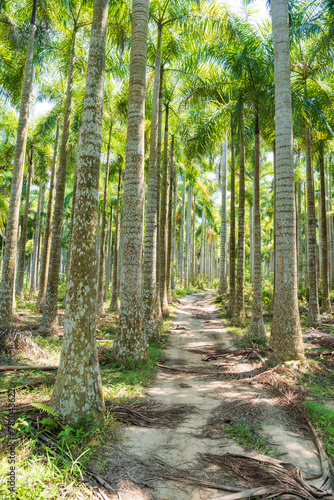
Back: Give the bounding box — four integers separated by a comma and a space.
104, 292, 323, 500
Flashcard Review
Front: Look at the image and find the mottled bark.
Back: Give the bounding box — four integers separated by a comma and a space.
0, 0, 36, 328
305, 125, 320, 326
246, 114, 266, 342
142, 25, 162, 338
218, 140, 228, 294
227, 124, 236, 317
112, 0, 149, 363
109, 168, 122, 312
36, 122, 60, 311
232, 119, 246, 326
41, 31, 77, 329
97, 123, 112, 316
30, 180, 44, 293
16, 147, 34, 297
319, 146, 331, 312
166, 136, 174, 304
269, 0, 304, 362
50, 0, 109, 423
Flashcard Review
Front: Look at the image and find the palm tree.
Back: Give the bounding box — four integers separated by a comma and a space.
218, 139, 227, 295
112, 0, 150, 364
269, 0, 304, 363
50, 0, 109, 423
109, 165, 122, 312
0, 0, 37, 330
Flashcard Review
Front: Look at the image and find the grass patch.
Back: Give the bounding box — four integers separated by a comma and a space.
304, 401, 334, 460
226, 417, 279, 458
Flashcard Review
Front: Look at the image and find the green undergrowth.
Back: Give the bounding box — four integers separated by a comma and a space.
304, 401, 334, 460
226, 417, 279, 458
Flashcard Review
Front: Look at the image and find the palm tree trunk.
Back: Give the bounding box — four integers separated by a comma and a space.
50, 0, 109, 423
30, 180, 44, 293
142, 24, 162, 338
305, 125, 320, 326
36, 121, 60, 311
249, 203, 253, 283
112, 0, 150, 363
104, 213, 112, 301
192, 193, 196, 279
41, 30, 77, 329
179, 180, 186, 286
109, 168, 122, 312
156, 68, 163, 280
200, 209, 205, 276
185, 184, 191, 287
158, 103, 169, 317
166, 135, 174, 304
246, 114, 265, 341
97, 123, 112, 316
16, 146, 34, 298
227, 123, 236, 316
319, 145, 331, 312
304, 181, 309, 284
171, 174, 177, 289
297, 181, 303, 286
218, 140, 228, 294
0, 0, 37, 328
232, 115, 246, 326
269, 0, 304, 362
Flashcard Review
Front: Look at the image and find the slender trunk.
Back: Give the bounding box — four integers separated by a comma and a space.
36, 122, 60, 311
166, 135, 174, 304
156, 68, 163, 280
319, 145, 331, 312
179, 180, 186, 286
192, 192, 196, 279
227, 123, 236, 316
50, 0, 109, 423
304, 181, 309, 284
171, 175, 177, 289
112, 0, 150, 363
297, 181, 303, 286
97, 123, 112, 316
246, 114, 265, 341
41, 31, 77, 329
270, 0, 304, 362
305, 125, 320, 326
232, 115, 246, 326
104, 213, 112, 301
185, 183, 191, 287
30, 180, 44, 293
142, 25, 162, 338
158, 103, 169, 316
200, 209, 205, 276
249, 203, 253, 283
329, 157, 334, 289
16, 147, 34, 297
109, 168, 122, 312
0, 0, 37, 328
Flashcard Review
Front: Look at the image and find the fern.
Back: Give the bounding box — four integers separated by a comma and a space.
30, 403, 58, 418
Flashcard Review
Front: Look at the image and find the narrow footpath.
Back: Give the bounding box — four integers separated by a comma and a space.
104, 292, 325, 500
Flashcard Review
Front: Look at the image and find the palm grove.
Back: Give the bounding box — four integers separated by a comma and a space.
0, 0, 333, 423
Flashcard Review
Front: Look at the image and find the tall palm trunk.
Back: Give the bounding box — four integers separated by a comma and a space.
249, 203, 254, 283
319, 145, 331, 312
179, 180, 186, 286
97, 123, 112, 316
158, 103, 169, 317
104, 213, 112, 301
171, 174, 177, 289
109, 168, 122, 312
269, 0, 304, 362
112, 0, 150, 363
305, 125, 320, 326
227, 123, 236, 316
166, 135, 174, 304
41, 31, 77, 329
142, 25, 162, 339
16, 147, 34, 297
185, 184, 191, 286
232, 117, 246, 326
218, 140, 228, 294
50, 0, 109, 423
36, 121, 60, 311
246, 114, 265, 341
0, 0, 37, 329
156, 68, 163, 280
200, 209, 205, 275
30, 180, 44, 293
297, 181, 303, 286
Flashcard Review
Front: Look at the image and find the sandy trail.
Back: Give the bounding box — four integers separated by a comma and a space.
105, 291, 322, 500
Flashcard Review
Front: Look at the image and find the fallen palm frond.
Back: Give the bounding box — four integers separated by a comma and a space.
201, 452, 333, 499
0, 328, 47, 356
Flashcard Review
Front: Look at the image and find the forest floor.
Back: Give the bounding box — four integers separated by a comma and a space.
1, 290, 334, 499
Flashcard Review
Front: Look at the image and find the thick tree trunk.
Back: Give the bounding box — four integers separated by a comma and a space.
158, 104, 169, 317
269, 0, 304, 362
36, 122, 60, 311
50, 0, 109, 423
218, 140, 228, 294
30, 180, 44, 293
112, 0, 150, 363
142, 25, 162, 339
41, 31, 77, 329
97, 123, 112, 316
232, 118, 246, 326
0, 0, 37, 328
319, 146, 331, 312
166, 136, 174, 304
109, 168, 122, 312
305, 125, 320, 326
16, 147, 34, 297
227, 123, 236, 317
179, 180, 186, 286
246, 114, 266, 342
